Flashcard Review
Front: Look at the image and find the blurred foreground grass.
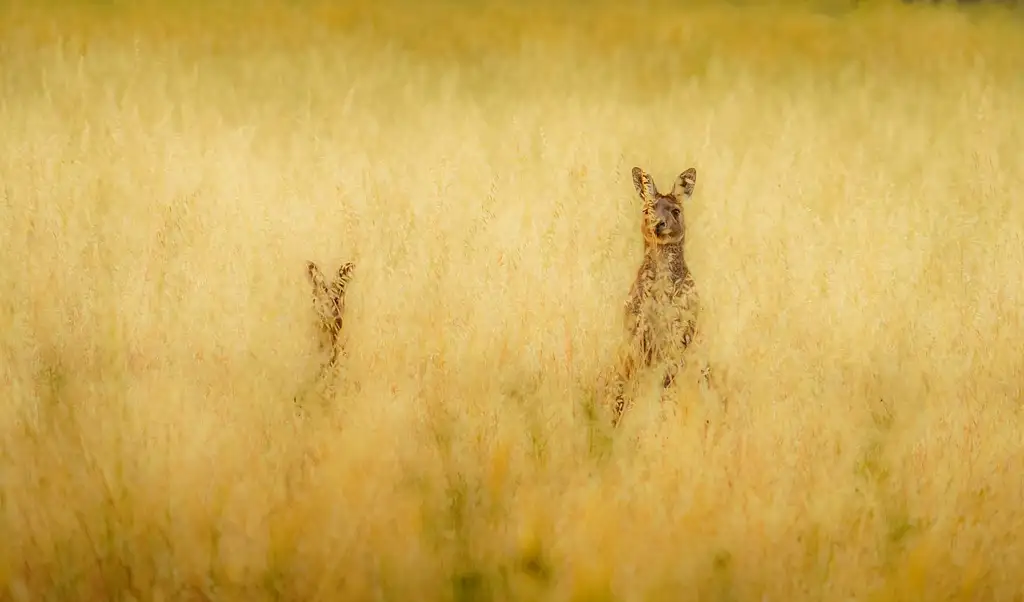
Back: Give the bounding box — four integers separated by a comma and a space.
2, 1, 1024, 600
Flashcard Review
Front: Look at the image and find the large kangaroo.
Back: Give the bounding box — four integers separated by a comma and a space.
607, 166, 709, 427
306, 260, 356, 377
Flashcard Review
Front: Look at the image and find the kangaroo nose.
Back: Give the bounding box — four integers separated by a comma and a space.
654, 221, 666, 235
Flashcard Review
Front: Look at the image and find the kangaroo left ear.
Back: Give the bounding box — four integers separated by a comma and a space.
632, 166, 658, 203
672, 168, 697, 200
307, 261, 327, 291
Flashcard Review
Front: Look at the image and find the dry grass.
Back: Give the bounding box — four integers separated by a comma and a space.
2, 1, 1024, 600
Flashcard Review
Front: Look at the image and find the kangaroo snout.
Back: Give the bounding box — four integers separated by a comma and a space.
654, 220, 667, 236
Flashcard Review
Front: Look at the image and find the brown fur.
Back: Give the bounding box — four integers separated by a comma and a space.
607, 166, 705, 427
306, 260, 355, 375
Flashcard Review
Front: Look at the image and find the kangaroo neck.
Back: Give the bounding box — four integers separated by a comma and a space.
644, 240, 686, 270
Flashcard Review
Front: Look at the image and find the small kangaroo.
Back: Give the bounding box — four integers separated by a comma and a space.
607, 166, 708, 427
306, 260, 356, 375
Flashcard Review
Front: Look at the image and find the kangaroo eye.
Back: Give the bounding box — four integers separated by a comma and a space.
671, 208, 681, 218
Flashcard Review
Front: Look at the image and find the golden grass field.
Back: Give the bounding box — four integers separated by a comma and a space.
2, 0, 1024, 600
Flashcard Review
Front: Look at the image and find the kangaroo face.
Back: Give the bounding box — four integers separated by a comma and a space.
631, 166, 697, 246
646, 193, 685, 245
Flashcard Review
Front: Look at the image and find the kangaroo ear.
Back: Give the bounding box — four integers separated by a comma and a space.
672, 168, 697, 200
307, 261, 327, 291
631, 167, 658, 202
334, 262, 355, 288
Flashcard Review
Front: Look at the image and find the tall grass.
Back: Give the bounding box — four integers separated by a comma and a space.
2, 1, 1024, 600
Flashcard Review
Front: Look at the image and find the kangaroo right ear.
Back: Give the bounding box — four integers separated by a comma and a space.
632, 166, 658, 203
334, 262, 355, 286
672, 168, 697, 200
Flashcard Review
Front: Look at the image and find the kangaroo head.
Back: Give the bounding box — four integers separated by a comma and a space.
631, 166, 697, 246
306, 260, 355, 341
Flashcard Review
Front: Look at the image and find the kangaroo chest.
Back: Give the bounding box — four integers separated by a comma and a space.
641, 272, 696, 324
633, 255, 699, 353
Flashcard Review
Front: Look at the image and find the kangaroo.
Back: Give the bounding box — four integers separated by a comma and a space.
306, 260, 356, 376
607, 166, 709, 427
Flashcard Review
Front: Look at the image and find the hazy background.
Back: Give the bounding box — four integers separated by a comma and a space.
2, 1, 1023, 600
